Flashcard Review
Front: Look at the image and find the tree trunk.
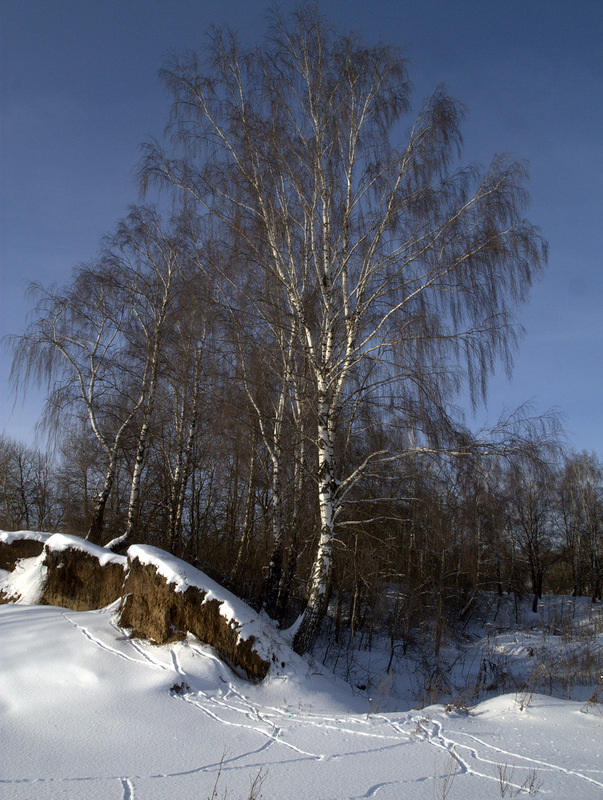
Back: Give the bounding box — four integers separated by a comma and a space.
86, 448, 118, 543
169, 364, 200, 555
124, 418, 150, 542
263, 445, 285, 618
591, 548, 601, 602
531, 570, 543, 614
292, 527, 334, 654
275, 440, 304, 623
232, 440, 258, 582
293, 399, 337, 654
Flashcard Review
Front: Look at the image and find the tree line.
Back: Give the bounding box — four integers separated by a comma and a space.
1, 431, 601, 625
4, 6, 601, 653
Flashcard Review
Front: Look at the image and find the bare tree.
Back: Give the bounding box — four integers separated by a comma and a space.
11, 261, 140, 541
0, 434, 61, 532
101, 206, 192, 551
505, 453, 558, 612
141, 5, 547, 651
10, 206, 194, 548
558, 452, 603, 601
155, 257, 219, 557
233, 310, 302, 615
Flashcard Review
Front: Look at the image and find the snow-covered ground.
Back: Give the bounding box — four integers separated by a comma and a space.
1, 548, 602, 799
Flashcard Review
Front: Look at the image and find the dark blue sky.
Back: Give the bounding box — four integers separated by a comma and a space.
1, 0, 602, 454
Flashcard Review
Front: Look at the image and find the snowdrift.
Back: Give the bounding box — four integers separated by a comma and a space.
2, 530, 603, 799
2, 600, 602, 800
0, 531, 270, 679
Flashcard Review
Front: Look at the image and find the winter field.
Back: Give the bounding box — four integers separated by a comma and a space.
1, 534, 602, 800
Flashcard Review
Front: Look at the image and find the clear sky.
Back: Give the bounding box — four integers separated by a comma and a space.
1, 0, 602, 455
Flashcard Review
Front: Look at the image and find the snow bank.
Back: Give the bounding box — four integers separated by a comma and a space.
2, 601, 602, 800
0, 529, 52, 545
1, 532, 273, 679
0, 551, 48, 604
45, 532, 127, 567
128, 544, 267, 637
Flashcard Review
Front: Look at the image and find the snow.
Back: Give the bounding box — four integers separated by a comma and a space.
47, 532, 128, 568
0, 529, 52, 545
0, 551, 47, 604
1, 542, 603, 799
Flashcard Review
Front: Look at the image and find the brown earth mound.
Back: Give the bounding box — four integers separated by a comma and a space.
118, 557, 269, 681
0, 538, 45, 571
1, 534, 270, 680
41, 546, 126, 611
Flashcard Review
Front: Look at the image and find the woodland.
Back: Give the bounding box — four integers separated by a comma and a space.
3, 6, 601, 659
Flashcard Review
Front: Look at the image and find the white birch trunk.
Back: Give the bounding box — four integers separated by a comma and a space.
86, 446, 118, 542
293, 391, 338, 653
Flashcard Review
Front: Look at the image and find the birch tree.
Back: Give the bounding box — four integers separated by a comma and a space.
142, 4, 547, 652
102, 206, 192, 552
11, 262, 140, 541
11, 206, 191, 548
156, 255, 218, 557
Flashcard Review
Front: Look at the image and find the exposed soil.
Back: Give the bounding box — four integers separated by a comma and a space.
119, 556, 269, 680
0, 538, 45, 571
41, 547, 126, 611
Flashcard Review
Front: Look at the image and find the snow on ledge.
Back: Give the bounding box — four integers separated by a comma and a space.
45, 533, 127, 568
127, 544, 270, 647
0, 530, 53, 546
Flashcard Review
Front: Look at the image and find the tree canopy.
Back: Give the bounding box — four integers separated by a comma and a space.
8, 5, 576, 657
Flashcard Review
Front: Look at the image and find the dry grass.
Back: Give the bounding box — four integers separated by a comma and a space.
497, 763, 542, 796
207, 753, 267, 800
527, 640, 603, 699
